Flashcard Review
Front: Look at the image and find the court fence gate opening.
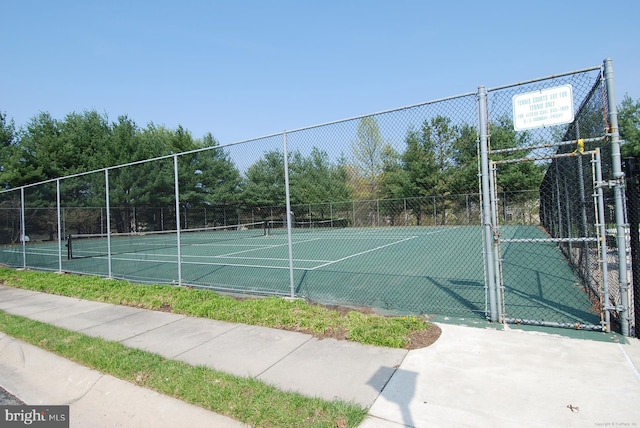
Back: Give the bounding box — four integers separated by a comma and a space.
0, 58, 633, 336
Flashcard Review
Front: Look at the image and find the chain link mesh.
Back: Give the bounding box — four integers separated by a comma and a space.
0, 61, 630, 332
486, 67, 626, 330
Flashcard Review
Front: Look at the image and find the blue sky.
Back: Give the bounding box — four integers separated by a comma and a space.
2, 0, 639, 145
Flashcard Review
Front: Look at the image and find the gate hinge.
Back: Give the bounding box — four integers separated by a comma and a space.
595, 177, 624, 189
603, 304, 625, 312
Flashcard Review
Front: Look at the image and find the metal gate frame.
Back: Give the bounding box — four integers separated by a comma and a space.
490, 146, 609, 331
478, 59, 632, 335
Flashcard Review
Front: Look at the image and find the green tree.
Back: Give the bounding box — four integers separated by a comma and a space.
107, 123, 199, 232
0, 111, 21, 243
289, 148, 352, 219
241, 148, 353, 223
352, 117, 387, 198
0, 111, 15, 148
0, 111, 17, 189
242, 150, 286, 218
619, 95, 640, 157
2, 112, 60, 186
379, 144, 407, 198
56, 112, 112, 230
107, 115, 141, 166
178, 133, 243, 227
193, 133, 242, 206
449, 123, 479, 195
388, 116, 457, 225
489, 116, 544, 193
426, 116, 458, 224
59, 111, 112, 172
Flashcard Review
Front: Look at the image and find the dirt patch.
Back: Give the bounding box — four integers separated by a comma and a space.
405, 323, 441, 349
158, 303, 173, 312
281, 322, 441, 349
311, 303, 442, 349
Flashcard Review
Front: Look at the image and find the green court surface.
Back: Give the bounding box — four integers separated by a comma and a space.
0, 225, 600, 328
498, 226, 601, 328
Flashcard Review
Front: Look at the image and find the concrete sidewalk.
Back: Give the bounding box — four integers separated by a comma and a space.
1, 284, 640, 427
363, 323, 640, 427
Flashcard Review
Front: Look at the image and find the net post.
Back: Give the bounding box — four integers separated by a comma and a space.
604, 58, 631, 336
478, 86, 499, 322
66, 234, 72, 260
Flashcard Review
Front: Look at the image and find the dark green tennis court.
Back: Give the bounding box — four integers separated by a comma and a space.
0, 224, 600, 327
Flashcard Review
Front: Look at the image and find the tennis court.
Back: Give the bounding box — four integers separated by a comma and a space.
0, 60, 627, 334
0, 223, 599, 326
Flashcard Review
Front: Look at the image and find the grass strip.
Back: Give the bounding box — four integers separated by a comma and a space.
0, 310, 367, 428
0, 267, 431, 349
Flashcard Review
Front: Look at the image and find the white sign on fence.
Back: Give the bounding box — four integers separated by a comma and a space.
512, 84, 574, 131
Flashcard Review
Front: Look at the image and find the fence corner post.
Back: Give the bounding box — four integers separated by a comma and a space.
604, 58, 631, 336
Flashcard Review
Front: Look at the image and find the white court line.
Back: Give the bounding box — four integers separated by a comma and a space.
2, 249, 59, 256
306, 227, 459, 271
209, 237, 322, 258
191, 242, 277, 247
183, 254, 332, 263
72, 227, 459, 270
307, 236, 417, 271
95, 236, 328, 270
105, 256, 293, 270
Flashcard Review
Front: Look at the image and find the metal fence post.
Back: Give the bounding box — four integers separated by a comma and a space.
20, 187, 26, 268
105, 169, 113, 278
604, 58, 631, 336
595, 149, 611, 332
56, 179, 63, 273
283, 131, 295, 298
173, 154, 182, 286
478, 86, 499, 322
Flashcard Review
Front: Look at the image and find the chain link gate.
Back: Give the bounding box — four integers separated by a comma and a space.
480, 59, 632, 334
490, 145, 609, 330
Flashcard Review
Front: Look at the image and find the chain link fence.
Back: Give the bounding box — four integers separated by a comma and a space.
484, 61, 631, 334
0, 59, 631, 334
625, 158, 640, 338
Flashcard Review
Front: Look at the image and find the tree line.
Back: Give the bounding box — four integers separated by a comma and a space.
0, 95, 638, 238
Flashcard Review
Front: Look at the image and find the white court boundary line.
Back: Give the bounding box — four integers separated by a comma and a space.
308, 226, 459, 271
211, 237, 322, 258
13, 227, 459, 271
105, 256, 293, 270
102, 234, 419, 271
307, 236, 417, 271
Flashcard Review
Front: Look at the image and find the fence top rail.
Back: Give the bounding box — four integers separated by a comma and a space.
486, 64, 602, 93
280, 91, 478, 135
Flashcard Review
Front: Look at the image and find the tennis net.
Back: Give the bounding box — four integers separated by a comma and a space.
66, 221, 267, 259
266, 218, 347, 235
